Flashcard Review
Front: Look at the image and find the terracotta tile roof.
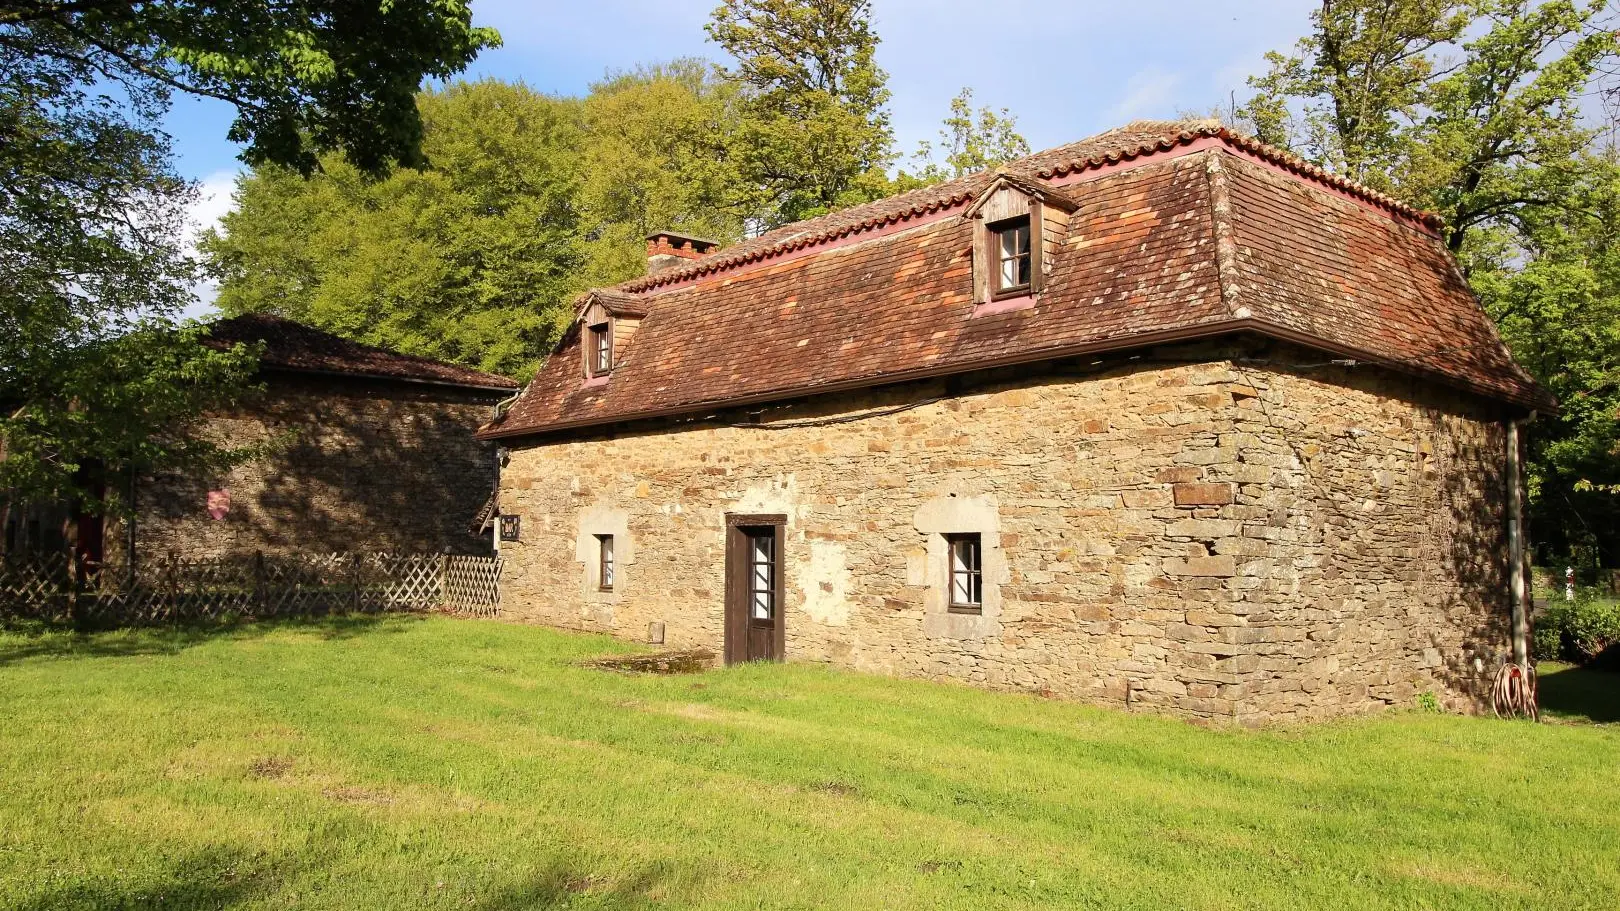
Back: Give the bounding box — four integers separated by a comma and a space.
484, 121, 1547, 440
1216, 153, 1536, 406
589, 289, 650, 318
208, 313, 518, 392
617, 120, 1441, 297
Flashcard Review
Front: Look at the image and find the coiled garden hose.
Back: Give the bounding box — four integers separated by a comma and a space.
1492, 662, 1538, 721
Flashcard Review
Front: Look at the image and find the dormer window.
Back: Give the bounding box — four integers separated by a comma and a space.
589, 322, 612, 376
578, 290, 647, 383
963, 174, 1077, 310
991, 216, 1032, 298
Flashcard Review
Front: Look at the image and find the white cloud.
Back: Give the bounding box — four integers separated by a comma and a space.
181, 169, 239, 321
1105, 67, 1183, 123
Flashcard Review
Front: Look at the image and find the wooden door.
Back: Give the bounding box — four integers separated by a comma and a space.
725, 516, 785, 664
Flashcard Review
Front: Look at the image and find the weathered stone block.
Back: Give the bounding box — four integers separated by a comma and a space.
1167, 518, 1241, 539
1185, 609, 1244, 628
1173, 482, 1235, 506
1121, 488, 1172, 508
1164, 555, 1236, 577
1155, 466, 1203, 483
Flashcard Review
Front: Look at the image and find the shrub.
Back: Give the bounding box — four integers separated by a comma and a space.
1534, 594, 1620, 666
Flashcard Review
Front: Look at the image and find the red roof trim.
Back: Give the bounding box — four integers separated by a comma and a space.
1222, 130, 1444, 230
625, 191, 976, 296
614, 128, 1444, 299
1036, 127, 1443, 231
1046, 136, 1440, 237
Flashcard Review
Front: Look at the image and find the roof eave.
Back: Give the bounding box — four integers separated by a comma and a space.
477, 317, 1546, 442
261, 364, 518, 395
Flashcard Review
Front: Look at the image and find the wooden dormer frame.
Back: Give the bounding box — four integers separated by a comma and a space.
986, 214, 1034, 300
578, 290, 650, 381
962, 174, 1078, 305
586, 319, 613, 378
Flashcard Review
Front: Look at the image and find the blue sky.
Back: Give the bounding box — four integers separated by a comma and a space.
170, 0, 1316, 308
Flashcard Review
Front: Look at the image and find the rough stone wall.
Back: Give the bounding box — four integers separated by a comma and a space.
117, 374, 501, 562
497, 341, 1514, 722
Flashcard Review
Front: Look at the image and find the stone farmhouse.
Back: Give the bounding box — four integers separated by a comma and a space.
20, 314, 517, 571
478, 120, 1552, 723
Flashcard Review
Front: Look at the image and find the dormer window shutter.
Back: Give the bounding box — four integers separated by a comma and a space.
973, 230, 991, 303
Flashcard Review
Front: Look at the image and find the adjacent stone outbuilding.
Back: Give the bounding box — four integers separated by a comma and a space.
110, 314, 517, 565
480, 121, 1550, 723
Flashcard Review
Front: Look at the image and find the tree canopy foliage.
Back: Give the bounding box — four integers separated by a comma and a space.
907, 87, 1031, 182
1242, 0, 1620, 565
578, 61, 755, 286
206, 69, 764, 380
206, 81, 586, 380
0, 0, 499, 174
1, 1, 497, 512
707, 0, 895, 224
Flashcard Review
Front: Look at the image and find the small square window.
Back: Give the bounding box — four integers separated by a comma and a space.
990, 217, 1031, 297
597, 534, 615, 591
589, 322, 612, 376
946, 533, 983, 614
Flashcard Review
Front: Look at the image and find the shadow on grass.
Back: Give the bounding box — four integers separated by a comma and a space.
476, 859, 677, 911
8, 846, 272, 911
0, 612, 425, 669
1538, 662, 1620, 724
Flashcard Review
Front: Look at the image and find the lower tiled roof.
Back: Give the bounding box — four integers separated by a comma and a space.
208, 313, 519, 392
482, 123, 1548, 440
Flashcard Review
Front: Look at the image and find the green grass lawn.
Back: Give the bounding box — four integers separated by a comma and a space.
1, 617, 1617, 910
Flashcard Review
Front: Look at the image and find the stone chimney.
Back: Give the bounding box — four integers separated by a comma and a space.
646, 231, 719, 275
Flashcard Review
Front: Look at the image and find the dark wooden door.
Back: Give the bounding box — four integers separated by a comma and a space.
725, 518, 785, 664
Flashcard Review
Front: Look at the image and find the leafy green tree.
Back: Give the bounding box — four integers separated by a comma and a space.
1240, 0, 1620, 564
2, 0, 498, 520
1471, 155, 1620, 565
707, 0, 895, 224
1399, 1, 1614, 253
1242, 0, 1614, 252
0, 0, 499, 174
579, 61, 753, 285
0, 43, 258, 512
908, 87, 1031, 182
210, 67, 798, 379
206, 81, 587, 379
1242, 0, 1474, 192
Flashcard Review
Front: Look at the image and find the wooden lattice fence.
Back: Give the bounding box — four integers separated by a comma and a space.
442, 554, 501, 616
0, 552, 501, 627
